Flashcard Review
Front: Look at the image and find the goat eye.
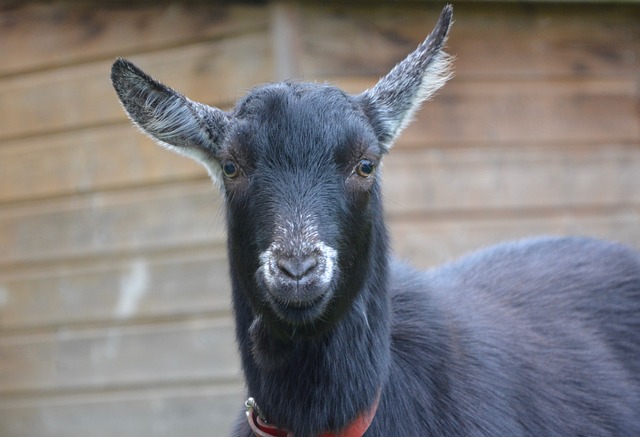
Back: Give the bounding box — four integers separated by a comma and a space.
356, 159, 375, 178
222, 160, 239, 178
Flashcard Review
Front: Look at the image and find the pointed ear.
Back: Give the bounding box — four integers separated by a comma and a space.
110, 58, 229, 185
359, 5, 453, 151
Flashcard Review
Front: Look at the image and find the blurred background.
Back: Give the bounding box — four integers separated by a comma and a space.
0, 1, 639, 435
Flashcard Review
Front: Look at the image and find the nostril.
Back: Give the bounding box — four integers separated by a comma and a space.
277, 255, 318, 280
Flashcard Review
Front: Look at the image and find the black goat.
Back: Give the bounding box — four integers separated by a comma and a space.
111, 6, 640, 436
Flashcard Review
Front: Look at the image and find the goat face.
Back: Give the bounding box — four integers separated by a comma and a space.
110, 5, 453, 333
222, 83, 384, 327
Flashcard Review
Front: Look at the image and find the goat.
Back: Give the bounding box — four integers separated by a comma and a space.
111, 6, 640, 436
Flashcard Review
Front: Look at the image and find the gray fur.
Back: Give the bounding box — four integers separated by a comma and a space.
359, 4, 453, 150
110, 58, 229, 185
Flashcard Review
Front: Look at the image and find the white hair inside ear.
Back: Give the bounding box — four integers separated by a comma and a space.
111, 58, 229, 188
359, 5, 454, 150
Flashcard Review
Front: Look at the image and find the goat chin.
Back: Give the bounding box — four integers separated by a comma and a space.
263, 285, 333, 326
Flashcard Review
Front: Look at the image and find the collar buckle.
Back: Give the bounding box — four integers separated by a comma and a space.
246, 397, 290, 437
245, 391, 380, 437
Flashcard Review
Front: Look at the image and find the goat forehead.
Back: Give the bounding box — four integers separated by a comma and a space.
233, 82, 370, 154
235, 82, 357, 117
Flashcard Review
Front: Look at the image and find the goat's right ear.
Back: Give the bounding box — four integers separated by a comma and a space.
358, 5, 453, 151
110, 58, 229, 185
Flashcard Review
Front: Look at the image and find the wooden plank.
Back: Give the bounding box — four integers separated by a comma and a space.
0, 181, 225, 265
298, 3, 640, 79
404, 79, 639, 145
2, 141, 640, 265
0, 318, 238, 394
390, 207, 640, 269
3, 77, 638, 203
4, 2, 635, 79
334, 78, 639, 146
450, 4, 640, 79
0, 248, 231, 331
2, 213, 637, 394
0, 3, 267, 76
2, 141, 638, 329
0, 383, 243, 437
4, 5, 637, 144
0, 124, 205, 204
0, 30, 272, 141
383, 144, 640, 215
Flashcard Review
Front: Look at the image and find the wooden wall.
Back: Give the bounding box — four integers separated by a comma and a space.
1, 1, 639, 435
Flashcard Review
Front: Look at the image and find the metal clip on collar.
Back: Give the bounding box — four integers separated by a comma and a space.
245, 397, 290, 437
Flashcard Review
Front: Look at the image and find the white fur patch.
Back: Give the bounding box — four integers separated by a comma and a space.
259, 243, 283, 289
140, 95, 225, 187
259, 241, 338, 289
361, 9, 454, 151
258, 223, 338, 291
316, 241, 338, 286
368, 50, 453, 151
395, 51, 453, 136
114, 63, 227, 189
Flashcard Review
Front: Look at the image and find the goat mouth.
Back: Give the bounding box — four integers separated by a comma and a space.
268, 289, 331, 325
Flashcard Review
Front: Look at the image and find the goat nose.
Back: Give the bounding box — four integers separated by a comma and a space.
277, 255, 318, 281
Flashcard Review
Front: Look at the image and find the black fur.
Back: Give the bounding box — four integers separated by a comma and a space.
110, 5, 640, 436
225, 83, 392, 437
224, 83, 640, 436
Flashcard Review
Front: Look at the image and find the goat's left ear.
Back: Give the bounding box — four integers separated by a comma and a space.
358, 5, 453, 151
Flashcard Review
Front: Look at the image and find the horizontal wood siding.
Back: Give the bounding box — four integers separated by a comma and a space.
0, 2, 638, 435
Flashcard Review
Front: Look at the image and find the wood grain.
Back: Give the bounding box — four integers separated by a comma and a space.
0, 3, 267, 76
383, 144, 640, 214
0, 318, 238, 394
299, 3, 640, 79
0, 383, 244, 437
0, 181, 224, 264
0, 31, 272, 141
333, 78, 640, 146
0, 248, 230, 331
0, 124, 205, 203
390, 207, 640, 269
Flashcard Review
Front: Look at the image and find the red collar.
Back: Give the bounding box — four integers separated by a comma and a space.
245, 393, 380, 437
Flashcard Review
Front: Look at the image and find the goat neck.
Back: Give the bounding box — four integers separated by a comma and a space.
229, 192, 391, 437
